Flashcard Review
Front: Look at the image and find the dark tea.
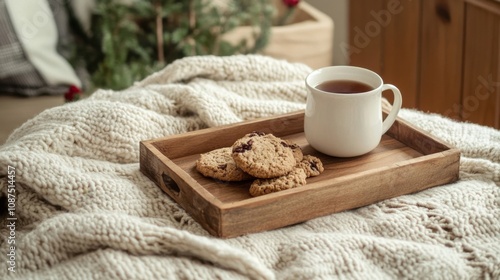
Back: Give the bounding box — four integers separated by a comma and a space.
315, 80, 373, 94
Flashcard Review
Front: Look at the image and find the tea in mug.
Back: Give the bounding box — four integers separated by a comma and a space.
315, 80, 373, 94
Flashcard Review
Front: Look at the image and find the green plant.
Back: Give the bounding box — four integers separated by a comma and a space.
67, 0, 274, 91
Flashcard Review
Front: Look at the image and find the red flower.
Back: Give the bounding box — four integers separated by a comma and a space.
283, 0, 300, 7
64, 85, 83, 102
277, 0, 300, 25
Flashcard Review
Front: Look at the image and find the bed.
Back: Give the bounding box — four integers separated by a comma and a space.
1, 55, 498, 279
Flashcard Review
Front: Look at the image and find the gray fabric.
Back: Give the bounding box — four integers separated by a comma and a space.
0, 0, 74, 96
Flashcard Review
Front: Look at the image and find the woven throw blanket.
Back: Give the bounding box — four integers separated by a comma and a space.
0, 55, 499, 279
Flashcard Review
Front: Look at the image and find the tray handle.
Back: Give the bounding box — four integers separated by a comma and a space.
161, 172, 180, 195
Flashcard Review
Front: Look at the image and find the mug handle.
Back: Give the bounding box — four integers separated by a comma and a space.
381, 84, 402, 134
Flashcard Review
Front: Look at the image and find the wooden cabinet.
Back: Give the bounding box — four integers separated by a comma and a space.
349, 0, 500, 129
462, 0, 500, 127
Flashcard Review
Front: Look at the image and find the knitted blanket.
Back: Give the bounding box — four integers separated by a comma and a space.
0, 55, 499, 279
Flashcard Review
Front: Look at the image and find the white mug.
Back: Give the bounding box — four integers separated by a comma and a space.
304, 66, 402, 157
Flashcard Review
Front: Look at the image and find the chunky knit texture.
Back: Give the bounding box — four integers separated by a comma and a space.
0, 55, 499, 279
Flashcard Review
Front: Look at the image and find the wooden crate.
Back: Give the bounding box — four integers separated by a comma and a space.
223, 2, 334, 69
140, 110, 460, 238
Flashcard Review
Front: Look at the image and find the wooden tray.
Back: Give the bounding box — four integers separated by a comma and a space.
140, 110, 460, 238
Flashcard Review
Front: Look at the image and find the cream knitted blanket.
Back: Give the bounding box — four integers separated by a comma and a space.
0, 55, 499, 279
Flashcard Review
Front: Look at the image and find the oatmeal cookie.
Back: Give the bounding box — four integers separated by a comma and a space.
231, 131, 296, 178
249, 168, 307, 196
299, 155, 324, 177
196, 147, 253, 181
283, 139, 303, 164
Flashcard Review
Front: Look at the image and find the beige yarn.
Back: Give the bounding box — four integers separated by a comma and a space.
0, 55, 499, 279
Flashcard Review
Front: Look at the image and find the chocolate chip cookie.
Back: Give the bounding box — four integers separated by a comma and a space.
196, 147, 253, 181
249, 168, 307, 196
283, 139, 303, 164
231, 132, 296, 178
299, 155, 325, 177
